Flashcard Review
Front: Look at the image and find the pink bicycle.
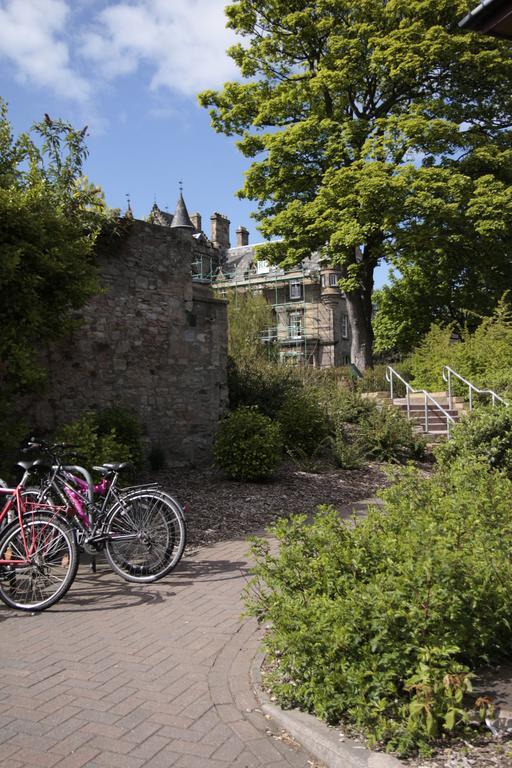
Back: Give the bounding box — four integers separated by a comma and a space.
0, 463, 78, 612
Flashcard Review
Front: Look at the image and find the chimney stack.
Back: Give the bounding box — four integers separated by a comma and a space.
210, 212, 231, 250
190, 212, 202, 233
236, 226, 249, 247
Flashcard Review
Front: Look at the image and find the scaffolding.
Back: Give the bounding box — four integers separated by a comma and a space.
213, 262, 350, 367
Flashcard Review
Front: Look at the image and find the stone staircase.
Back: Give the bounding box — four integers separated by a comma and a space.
391, 392, 465, 440
365, 390, 466, 441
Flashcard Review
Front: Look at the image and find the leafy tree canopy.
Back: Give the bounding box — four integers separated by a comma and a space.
0, 99, 113, 395
200, 0, 512, 369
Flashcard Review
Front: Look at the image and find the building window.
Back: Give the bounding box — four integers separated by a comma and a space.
288, 310, 303, 338
321, 273, 326, 288
329, 272, 339, 287
289, 280, 302, 300
341, 314, 349, 338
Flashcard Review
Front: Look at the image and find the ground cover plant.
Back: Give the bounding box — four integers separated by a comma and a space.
244, 460, 512, 756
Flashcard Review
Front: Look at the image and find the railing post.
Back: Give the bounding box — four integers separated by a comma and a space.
390, 370, 394, 403
424, 394, 429, 432
406, 388, 410, 420
469, 386, 473, 411
447, 368, 453, 410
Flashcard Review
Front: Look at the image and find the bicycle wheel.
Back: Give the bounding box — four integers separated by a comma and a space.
0, 512, 79, 611
104, 492, 187, 583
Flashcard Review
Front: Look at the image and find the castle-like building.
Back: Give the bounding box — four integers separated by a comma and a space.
150, 194, 352, 367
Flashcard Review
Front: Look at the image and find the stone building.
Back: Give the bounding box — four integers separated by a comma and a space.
151, 197, 352, 367
33, 203, 228, 467
214, 241, 352, 367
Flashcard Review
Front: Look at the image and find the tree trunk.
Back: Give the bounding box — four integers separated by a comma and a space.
346, 289, 374, 371
345, 254, 375, 371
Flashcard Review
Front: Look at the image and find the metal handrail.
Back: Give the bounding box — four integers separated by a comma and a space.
442, 366, 509, 411
386, 366, 456, 438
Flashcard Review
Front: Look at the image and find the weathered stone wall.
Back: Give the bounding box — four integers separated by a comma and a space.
32, 220, 228, 466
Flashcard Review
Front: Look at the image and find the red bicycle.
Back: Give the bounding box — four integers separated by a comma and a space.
0, 462, 78, 612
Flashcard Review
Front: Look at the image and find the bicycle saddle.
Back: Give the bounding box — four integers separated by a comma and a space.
17, 459, 51, 472
95, 462, 131, 473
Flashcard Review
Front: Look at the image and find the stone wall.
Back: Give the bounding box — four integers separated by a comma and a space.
32, 220, 228, 467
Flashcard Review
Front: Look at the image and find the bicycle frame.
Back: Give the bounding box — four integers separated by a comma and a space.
0, 484, 67, 566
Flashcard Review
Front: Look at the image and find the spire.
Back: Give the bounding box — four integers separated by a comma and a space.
170, 185, 194, 230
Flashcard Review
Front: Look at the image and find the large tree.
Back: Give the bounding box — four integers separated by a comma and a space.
200, 0, 512, 369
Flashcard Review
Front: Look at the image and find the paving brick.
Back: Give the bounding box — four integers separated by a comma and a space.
129, 734, 170, 760
0, 536, 317, 768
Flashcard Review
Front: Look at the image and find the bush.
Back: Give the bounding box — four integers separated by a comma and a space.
245, 460, 512, 755
277, 390, 331, 459
359, 404, 425, 462
436, 405, 512, 476
214, 407, 283, 481
56, 407, 142, 470
227, 357, 300, 419
409, 298, 512, 395
327, 388, 376, 425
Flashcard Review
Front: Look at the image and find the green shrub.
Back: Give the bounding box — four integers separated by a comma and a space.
227, 357, 300, 418
245, 460, 512, 754
327, 388, 376, 425
359, 404, 425, 462
277, 390, 331, 458
56, 408, 141, 470
330, 425, 365, 469
409, 298, 512, 394
436, 405, 512, 476
357, 361, 413, 394
214, 407, 283, 481
95, 405, 143, 467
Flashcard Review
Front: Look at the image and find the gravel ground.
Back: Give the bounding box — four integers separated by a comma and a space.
146, 459, 512, 767
147, 460, 388, 548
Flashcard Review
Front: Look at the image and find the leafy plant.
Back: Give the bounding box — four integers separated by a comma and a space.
359, 404, 425, 462
277, 390, 331, 459
56, 407, 142, 470
227, 357, 300, 418
245, 460, 512, 754
214, 406, 283, 481
436, 405, 512, 476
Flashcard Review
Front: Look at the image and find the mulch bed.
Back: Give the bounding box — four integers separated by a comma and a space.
146, 460, 388, 548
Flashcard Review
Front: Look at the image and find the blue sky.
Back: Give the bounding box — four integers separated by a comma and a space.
0, 0, 389, 286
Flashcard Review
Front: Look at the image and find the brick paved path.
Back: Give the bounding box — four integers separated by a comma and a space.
0, 538, 316, 768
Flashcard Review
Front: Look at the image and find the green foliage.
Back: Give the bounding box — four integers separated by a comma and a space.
224, 290, 276, 365
409, 325, 456, 390
359, 404, 425, 462
326, 388, 375, 425
56, 407, 143, 470
436, 406, 512, 476
227, 357, 300, 418
329, 425, 365, 469
277, 390, 331, 458
95, 405, 143, 468
214, 407, 283, 481
409, 298, 512, 393
0, 100, 112, 396
200, 0, 512, 368
245, 461, 512, 753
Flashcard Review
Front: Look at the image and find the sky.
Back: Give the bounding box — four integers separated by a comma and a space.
0, 0, 389, 286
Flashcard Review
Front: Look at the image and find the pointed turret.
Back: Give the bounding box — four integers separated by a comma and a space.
171, 192, 194, 230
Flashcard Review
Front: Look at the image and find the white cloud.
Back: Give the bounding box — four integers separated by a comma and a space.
80, 0, 239, 96
0, 0, 91, 101
0, 0, 238, 106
